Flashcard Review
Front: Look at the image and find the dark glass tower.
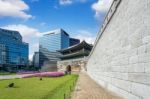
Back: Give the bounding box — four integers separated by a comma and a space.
70, 38, 80, 46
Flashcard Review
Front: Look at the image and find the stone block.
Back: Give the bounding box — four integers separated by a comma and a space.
128, 73, 150, 85
113, 72, 128, 80
111, 78, 131, 92
145, 43, 150, 53
141, 26, 150, 38
119, 58, 129, 65
138, 45, 146, 54
129, 94, 141, 99
138, 52, 150, 63
128, 63, 145, 73
131, 82, 150, 99
142, 36, 150, 44
127, 48, 138, 57
111, 66, 128, 73
129, 55, 138, 64
144, 62, 150, 73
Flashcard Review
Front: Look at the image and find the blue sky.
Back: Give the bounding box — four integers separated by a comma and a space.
0, 0, 112, 60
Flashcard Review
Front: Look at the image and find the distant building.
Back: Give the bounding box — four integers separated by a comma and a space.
57, 41, 93, 72
39, 29, 70, 70
0, 28, 29, 70
69, 38, 80, 46
32, 52, 39, 67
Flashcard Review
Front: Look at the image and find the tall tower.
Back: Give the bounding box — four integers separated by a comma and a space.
39, 29, 69, 70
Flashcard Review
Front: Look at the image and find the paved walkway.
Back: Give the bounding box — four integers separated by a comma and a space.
0, 75, 22, 80
72, 72, 122, 99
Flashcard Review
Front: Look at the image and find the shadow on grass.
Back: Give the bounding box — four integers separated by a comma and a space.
5, 85, 20, 88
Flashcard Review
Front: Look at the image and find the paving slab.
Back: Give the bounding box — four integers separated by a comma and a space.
0, 75, 22, 80
72, 72, 122, 99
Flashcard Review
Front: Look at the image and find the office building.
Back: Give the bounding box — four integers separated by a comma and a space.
0, 44, 6, 65
70, 38, 80, 46
0, 28, 29, 70
39, 29, 69, 69
32, 52, 39, 67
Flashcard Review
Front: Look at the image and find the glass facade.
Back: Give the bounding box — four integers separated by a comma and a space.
33, 52, 39, 67
0, 28, 29, 66
40, 29, 69, 51
0, 44, 6, 64
69, 38, 80, 46
39, 29, 69, 67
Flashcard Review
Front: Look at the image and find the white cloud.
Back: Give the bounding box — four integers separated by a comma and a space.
29, 54, 33, 61
92, 0, 113, 19
78, 0, 87, 3
29, 43, 39, 61
59, 0, 87, 5
75, 30, 96, 44
40, 22, 46, 26
54, 5, 59, 9
33, 43, 39, 49
0, 0, 32, 19
1, 24, 41, 61
1, 24, 41, 41
31, 0, 39, 2
59, 0, 73, 5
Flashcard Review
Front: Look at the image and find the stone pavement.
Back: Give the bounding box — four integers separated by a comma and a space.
0, 75, 22, 80
72, 72, 122, 99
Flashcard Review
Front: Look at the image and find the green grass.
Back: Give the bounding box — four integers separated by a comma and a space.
0, 74, 78, 99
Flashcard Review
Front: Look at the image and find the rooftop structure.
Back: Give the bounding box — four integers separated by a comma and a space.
58, 41, 93, 60
57, 40, 93, 72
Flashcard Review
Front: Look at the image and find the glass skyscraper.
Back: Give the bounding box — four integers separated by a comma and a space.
0, 28, 28, 69
40, 29, 69, 51
39, 29, 69, 67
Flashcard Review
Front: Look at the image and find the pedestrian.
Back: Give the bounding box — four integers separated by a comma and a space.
67, 65, 71, 75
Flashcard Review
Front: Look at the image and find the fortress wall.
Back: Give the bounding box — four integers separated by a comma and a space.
87, 0, 150, 99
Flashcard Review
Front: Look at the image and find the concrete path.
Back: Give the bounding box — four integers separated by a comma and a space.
72, 72, 122, 99
0, 75, 22, 80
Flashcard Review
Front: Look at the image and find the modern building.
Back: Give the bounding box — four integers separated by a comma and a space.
32, 52, 39, 67
69, 38, 80, 46
0, 44, 6, 65
39, 29, 70, 70
0, 28, 29, 71
57, 41, 93, 72
40, 29, 69, 52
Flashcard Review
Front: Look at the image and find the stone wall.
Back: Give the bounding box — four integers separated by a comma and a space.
57, 58, 88, 72
87, 0, 150, 99
41, 61, 57, 72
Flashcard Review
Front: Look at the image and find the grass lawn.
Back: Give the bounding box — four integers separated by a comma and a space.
0, 74, 78, 99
